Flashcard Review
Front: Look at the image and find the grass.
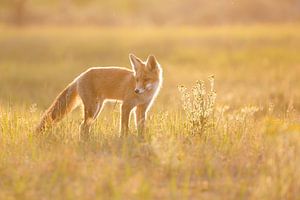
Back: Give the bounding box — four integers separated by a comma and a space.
0, 24, 300, 199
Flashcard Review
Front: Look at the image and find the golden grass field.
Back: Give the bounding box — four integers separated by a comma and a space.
0, 24, 300, 199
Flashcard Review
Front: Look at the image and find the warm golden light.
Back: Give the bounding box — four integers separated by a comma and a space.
0, 1, 299, 199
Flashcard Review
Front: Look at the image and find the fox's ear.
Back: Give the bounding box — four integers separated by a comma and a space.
146, 55, 159, 71
129, 53, 143, 72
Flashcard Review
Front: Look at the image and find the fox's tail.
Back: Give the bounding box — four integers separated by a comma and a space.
36, 81, 79, 132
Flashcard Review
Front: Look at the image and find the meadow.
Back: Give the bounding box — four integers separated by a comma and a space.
0, 24, 300, 199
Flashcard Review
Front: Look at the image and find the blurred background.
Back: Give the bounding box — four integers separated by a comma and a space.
0, 0, 299, 113
1, 0, 300, 26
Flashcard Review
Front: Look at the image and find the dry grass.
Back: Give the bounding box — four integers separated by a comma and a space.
0, 24, 300, 200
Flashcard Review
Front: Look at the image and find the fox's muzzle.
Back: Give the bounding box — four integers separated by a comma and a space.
134, 83, 155, 94
134, 88, 145, 94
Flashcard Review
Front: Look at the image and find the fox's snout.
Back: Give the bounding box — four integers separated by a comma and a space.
135, 83, 154, 94
134, 88, 145, 94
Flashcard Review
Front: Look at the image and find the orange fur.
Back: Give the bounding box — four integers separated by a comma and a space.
36, 54, 163, 138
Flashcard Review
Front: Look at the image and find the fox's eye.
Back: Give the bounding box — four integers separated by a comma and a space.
136, 78, 139, 82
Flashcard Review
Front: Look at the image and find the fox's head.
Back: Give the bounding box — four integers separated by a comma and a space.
129, 54, 162, 94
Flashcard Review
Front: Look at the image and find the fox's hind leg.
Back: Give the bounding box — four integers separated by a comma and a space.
80, 99, 104, 140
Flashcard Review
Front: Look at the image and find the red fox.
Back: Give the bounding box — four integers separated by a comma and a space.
36, 54, 163, 138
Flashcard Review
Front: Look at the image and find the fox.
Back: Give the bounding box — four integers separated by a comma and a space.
36, 54, 163, 138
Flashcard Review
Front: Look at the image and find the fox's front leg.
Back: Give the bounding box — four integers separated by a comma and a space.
120, 103, 134, 137
136, 103, 149, 136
